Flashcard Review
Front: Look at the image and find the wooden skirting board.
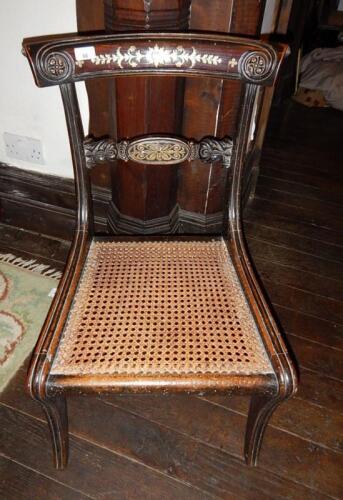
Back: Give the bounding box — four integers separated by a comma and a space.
0, 163, 110, 240
0, 163, 230, 238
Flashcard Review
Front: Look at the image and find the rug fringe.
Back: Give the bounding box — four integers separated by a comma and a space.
0, 253, 62, 280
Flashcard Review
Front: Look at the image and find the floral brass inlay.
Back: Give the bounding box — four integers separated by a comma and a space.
83, 45, 222, 69
128, 139, 189, 164
228, 57, 238, 68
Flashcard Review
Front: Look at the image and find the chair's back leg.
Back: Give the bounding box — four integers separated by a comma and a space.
39, 394, 68, 470
244, 392, 279, 466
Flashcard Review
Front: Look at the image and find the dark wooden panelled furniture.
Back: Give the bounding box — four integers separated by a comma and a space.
23, 32, 297, 469
78, 1, 268, 233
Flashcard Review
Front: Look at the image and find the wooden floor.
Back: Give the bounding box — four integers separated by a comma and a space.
1, 101, 342, 499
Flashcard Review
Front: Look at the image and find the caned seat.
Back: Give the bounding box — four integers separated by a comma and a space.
23, 32, 298, 470
51, 239, 273, 378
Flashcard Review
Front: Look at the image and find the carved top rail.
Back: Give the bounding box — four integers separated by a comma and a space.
84, 135, 233, 169
23, 33, 287, 87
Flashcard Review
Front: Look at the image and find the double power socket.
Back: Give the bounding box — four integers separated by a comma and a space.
3, 132, 44, 165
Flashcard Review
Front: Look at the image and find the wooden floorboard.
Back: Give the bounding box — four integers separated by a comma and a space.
295, 368, 343, 413
273, 304, 343, 349
0, 368, 333, 500
0, 455, 89, 500
0, 224, 69, 271
253, 256, 343, 302
0, 399, 208, 500
1, 100, 342, 498
244, 221, 343, 263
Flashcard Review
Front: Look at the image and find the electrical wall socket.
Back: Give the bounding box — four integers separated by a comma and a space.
3, 132, 44, 165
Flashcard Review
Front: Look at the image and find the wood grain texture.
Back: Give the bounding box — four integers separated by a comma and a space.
0, 163, 110, 239
104, 1, 189, 230
74, 0, 266, 233
0, 455, 87, 500
0, 402, 205, 500
179, 0, 264, 227
76, 0, 111, 189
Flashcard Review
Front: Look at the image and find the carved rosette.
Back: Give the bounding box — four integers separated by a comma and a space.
41, 51, 74, 82
239, 51, 273, 82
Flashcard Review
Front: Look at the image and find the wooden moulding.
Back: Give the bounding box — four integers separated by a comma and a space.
22, 33, 287, 88
49, 373, 277, 395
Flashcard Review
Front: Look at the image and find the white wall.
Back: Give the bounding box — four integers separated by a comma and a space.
0, 0, 88, 178
261, 0, 279, 34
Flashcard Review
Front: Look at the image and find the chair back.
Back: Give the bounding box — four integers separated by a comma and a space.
23, 33, 287, 237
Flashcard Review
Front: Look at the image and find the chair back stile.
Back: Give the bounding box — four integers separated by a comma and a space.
226, 83, 296, 391
60, 83, 93, 237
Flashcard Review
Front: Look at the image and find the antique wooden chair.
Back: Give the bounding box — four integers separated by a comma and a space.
23, 32, 297, 469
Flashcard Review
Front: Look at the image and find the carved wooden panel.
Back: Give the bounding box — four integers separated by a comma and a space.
84, 135, 233, 168
76, 0, 266, 233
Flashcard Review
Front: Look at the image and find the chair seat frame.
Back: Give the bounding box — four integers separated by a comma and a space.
23, 32, 297, 469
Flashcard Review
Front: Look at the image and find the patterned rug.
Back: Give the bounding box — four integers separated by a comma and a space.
0, 254, 61, 392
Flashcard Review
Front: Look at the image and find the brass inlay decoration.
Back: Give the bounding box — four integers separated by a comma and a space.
78, 44, 222, 69
128, 138, 189, 164
84, 135, 233, 168
228, 57, 238, 68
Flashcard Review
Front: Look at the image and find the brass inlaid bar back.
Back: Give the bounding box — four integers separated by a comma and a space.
23, 32, 297, 469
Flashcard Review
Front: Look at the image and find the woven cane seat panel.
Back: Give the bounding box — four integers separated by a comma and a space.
51, 240, 272, 376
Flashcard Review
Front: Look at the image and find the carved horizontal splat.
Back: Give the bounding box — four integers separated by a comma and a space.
84, 136, 233, 169
23, 33, 283, 88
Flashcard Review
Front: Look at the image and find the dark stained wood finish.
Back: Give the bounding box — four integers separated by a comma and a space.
104, 1, 190, 229
76, 0, 110, 189
76, 0, 266, 233
24, 34, 282, 87
21, 32, 295, 470
0, 163, 110, 239
0, 100, 342, 497
272, 0, 315, 103
178, 0, 266, 233
0, 455, 87, 500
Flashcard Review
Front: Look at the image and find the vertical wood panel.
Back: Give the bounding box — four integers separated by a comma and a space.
106, 0, 191, 230
76, 0, 111, 188
230, 0, 266, 34
178, 0, 263, 230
